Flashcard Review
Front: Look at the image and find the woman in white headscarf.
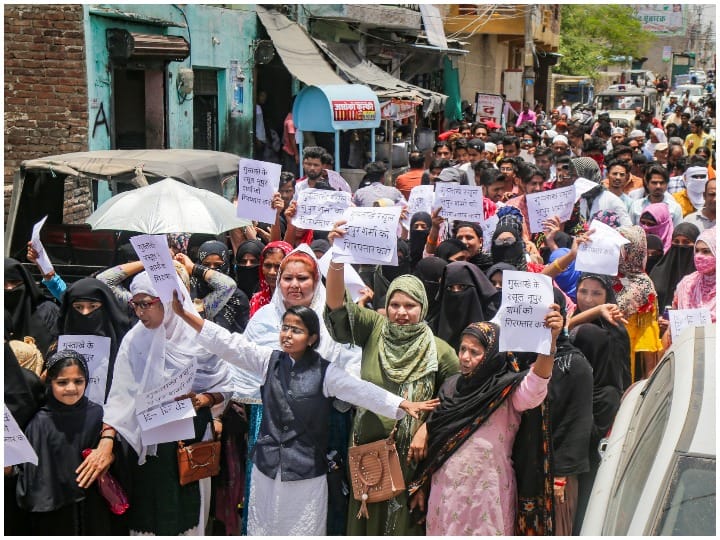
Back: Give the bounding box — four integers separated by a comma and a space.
76, 271, 236, 536
643, 127, 667, 160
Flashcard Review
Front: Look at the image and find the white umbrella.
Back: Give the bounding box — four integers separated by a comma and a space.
86, 177, 252, 234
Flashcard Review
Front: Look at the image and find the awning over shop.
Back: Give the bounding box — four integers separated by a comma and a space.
256, 6, 346, 87
313, 39, 447, 116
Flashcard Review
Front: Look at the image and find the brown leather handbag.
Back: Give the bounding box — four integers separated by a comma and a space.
176, 422, 221, 486
348, 424, 405, 519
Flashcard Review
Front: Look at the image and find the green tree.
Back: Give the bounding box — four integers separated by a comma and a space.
557, 5, 655, 76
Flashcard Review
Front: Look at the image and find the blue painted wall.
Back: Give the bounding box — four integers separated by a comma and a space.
84, 4, 257, 156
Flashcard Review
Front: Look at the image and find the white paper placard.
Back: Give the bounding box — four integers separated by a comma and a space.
293, 188, 351, 231
573, 177, 599, 202
325, 169, 352, 193
318, 248, 367, 302
140, 417, 196, 446
30, 215, 54, 275
433, 183, 485, 223
130, 234, 186, 303
4, 405, 39, 467
136, 398, 195, 432
332, 206, 401, 265
401, 185, 435, 230
481, 214, 499, 253
135, 362, 196, 413
498, 271, 554, 354
57, 335, 111, 406
525, 185, 576, 233
237, 158, 281, 223
668, 308, 712, 340
574, 220, 630, 276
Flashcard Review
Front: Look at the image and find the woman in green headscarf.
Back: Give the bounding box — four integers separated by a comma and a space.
324, 225, 460, 536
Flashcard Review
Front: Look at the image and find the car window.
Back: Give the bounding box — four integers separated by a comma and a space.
603, 356, 673, 535
655, 455, 715, 536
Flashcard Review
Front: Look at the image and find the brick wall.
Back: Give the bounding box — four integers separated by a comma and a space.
4, 4, 89, 224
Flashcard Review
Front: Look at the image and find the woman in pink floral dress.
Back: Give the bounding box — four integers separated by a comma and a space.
409, 315, 562, 535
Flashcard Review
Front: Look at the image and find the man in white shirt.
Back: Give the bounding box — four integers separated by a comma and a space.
557, 99, 572, 119
629, 164, 683, 226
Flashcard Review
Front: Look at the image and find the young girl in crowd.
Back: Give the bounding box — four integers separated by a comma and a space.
15, 349, 116, 535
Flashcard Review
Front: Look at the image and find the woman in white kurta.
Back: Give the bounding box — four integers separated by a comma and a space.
171, 295, 438, 536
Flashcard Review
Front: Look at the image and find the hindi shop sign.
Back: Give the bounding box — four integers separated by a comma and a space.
332, 100, 377, 122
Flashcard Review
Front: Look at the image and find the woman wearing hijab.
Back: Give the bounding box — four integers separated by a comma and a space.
413, 257, 448, 327
186, 240, 249, 333
435, 238, 470, 262
639, 202, 674, 253
643, 127, 668, 160
615, 226, 664, 381
249, 241, 293, 317
57, 278, 130, 404
324, 232, 460, 536
644, 234, 665, 273
568, 274, 632, 533
408, 212, 432, 269
484, 262, 516, 315
408, 315, 563, 536
651, 222, 700, 314
371, 239, 411, 309
77, 272, 236, 536
15, 349, 115, 535
672, 227, 716, 323
547, 289, 593, 536
234, 239, 264, 298
5, 258, 60, 357
433, 261, 499, 349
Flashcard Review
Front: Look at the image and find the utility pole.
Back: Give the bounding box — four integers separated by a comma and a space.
523, 5, 535, 108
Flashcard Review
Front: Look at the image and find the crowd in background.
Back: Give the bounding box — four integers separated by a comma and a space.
4, 90, 716, 536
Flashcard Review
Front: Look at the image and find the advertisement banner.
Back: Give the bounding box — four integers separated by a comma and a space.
635, 5, 685, 36
380, 99, 420, 121
331, 100, 377, 122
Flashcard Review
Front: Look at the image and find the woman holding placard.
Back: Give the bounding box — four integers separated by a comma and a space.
76, 271, 235, 535
325, 222, 460, 536
407, 313, 563, 535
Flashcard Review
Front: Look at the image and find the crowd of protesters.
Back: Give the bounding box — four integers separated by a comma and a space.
4, 90, 715, 536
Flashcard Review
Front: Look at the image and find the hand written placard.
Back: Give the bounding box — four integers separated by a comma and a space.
30, 215, 54, 275
401, 185, 435, 230
498, 270, 553, 354
526, 185, 576, 233
237, 158, 281, 224
4, 405, 38, 467
332, 206, 401, 265
574, 220, 630, 276
434, 183, 485, 224
293, 188, 351, 231
57, 335, 111, 406
135, 362, 196, 413
325, 169, 352, 193
668, 308, 712, 340
573, 177, 599, 202
130, 234, 186, 303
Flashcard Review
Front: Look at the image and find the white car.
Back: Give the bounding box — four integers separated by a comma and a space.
581, 324, 716, 536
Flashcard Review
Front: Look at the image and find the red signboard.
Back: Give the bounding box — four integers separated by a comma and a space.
332, 100, 377, 122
